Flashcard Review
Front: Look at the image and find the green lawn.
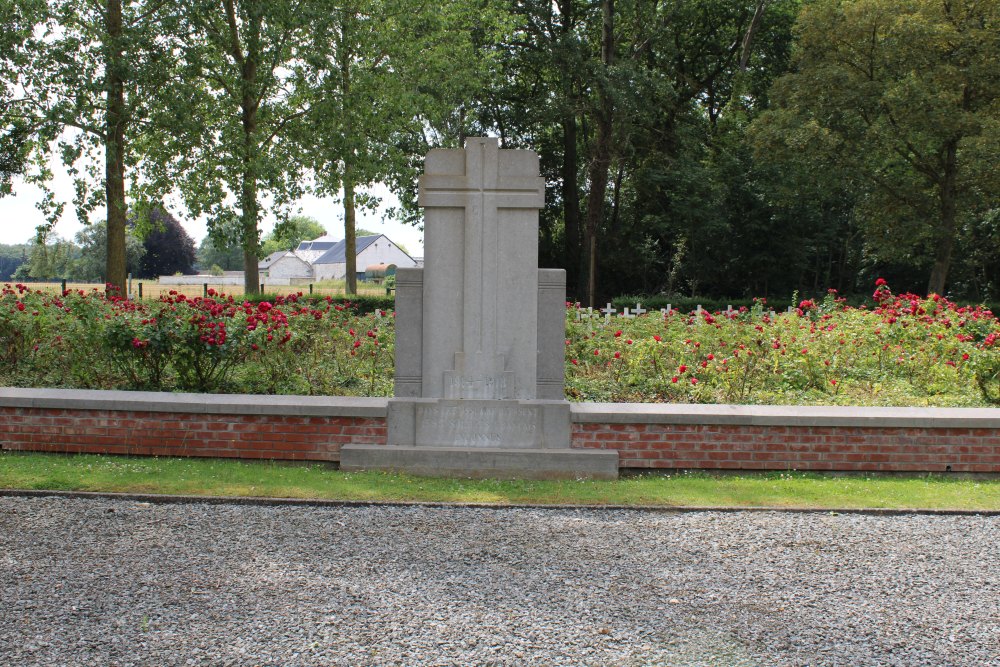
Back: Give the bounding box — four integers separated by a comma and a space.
1, 452, 997, 511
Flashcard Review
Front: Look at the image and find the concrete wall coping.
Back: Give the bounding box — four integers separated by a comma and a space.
0, 388, 389, 418
571, 402, 1000, 428
3, 388, 999, 428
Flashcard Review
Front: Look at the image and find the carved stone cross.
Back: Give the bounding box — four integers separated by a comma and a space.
417, 138, 545, 399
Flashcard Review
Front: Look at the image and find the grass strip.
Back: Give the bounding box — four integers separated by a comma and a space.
2, 452, 999, 511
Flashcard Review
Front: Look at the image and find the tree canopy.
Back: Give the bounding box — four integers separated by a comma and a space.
753, 0, 1000, 295
137, 207, 196, 278
3, 0, 1000, 300
1, 0, 179, 289
261, 215, 326, 255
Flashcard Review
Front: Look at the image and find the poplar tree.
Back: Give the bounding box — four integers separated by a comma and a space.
305, 0, 500, 294
1, 0, 177, 292
146, 0, 319, 294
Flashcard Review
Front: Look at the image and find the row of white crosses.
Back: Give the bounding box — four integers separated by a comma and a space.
575, 302, 668, 324
573, 302, 787, 324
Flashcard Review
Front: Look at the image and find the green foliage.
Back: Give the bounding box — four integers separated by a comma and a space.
0, 118, 29, 194
237, 291, 394, 315
335, 294, 395, 315
73, 222, 144, 282
302, 0, 502, 292
261, 216, 326, 256
196, 236, 243, 273
0, 284, 395, 395
751, 0, 1000, 294
0, 243, 30, 280
470, 0, 802, 302
2, 0, 182, 290
5, 0, 999, 304
610, 293, 880, 315
21, 237, 82, 280
142, 0, 322, 293
567, 284, 998, 406
105, 316, 171, 390
0, 1, 44, 199
4, 280, 999, 407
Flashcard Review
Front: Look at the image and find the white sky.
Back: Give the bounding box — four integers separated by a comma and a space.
0, 160, 425, 257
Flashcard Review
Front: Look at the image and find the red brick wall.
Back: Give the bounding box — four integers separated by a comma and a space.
4, 402, 999, 473
571, 422, 1000, 473
0, 407, 386, 462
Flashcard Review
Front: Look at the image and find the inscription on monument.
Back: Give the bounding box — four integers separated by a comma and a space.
415, 404, 540, 448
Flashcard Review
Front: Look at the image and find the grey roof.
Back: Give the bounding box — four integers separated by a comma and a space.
313, 235, 382, 265
258, 251, 287, 269
296, 240, 338, 253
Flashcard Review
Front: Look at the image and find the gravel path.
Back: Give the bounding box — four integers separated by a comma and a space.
0, 496, 997, 666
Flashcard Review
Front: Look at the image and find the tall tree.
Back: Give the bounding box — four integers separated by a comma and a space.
148, 0, 318, 294
306, 0, 498, 294
581, 0, 615, 306
1, 0, 177, 291
0, 1, 36, 195
472, 0, 597, 289
21, 237, 81, 280
753, 0, 1000, 295
476, 1, 794, 303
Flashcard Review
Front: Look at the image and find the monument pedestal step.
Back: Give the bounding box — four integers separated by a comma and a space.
340, 444, 618, 480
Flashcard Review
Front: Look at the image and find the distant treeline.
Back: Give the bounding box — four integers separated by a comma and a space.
0, 244, 28, 281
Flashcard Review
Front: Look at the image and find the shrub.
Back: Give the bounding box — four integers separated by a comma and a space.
2, 280, 997, 407
568, 284, 998, 406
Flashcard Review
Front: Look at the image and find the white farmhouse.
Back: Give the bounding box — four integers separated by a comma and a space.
307, 234, 417, 281
258, 250, 313, 281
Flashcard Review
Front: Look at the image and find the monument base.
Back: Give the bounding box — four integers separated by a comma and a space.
339, 444, 619, 480
340, 397, 619, 479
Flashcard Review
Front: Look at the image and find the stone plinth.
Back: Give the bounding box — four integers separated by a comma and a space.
339, 445, 618, 480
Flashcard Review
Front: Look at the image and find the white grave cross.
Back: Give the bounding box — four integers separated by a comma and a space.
601, 303, 617, 323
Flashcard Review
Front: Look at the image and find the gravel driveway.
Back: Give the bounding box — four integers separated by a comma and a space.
0, 495, 997, 666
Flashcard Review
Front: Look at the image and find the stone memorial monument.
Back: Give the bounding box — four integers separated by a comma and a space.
341, 138, 618, 479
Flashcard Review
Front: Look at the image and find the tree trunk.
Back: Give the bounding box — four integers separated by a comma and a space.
239, 10, 260, 295
739, 1, 769, 72
580, 0, 614, 306
341, 27, 357, 295
240, 109, 260, 294
240, 154, 260, 294
927, 138, 959, 295
104, 0, 127, 295
562, 111, 581, 294
559, 0, 581, 295
344, 166, 357, 295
